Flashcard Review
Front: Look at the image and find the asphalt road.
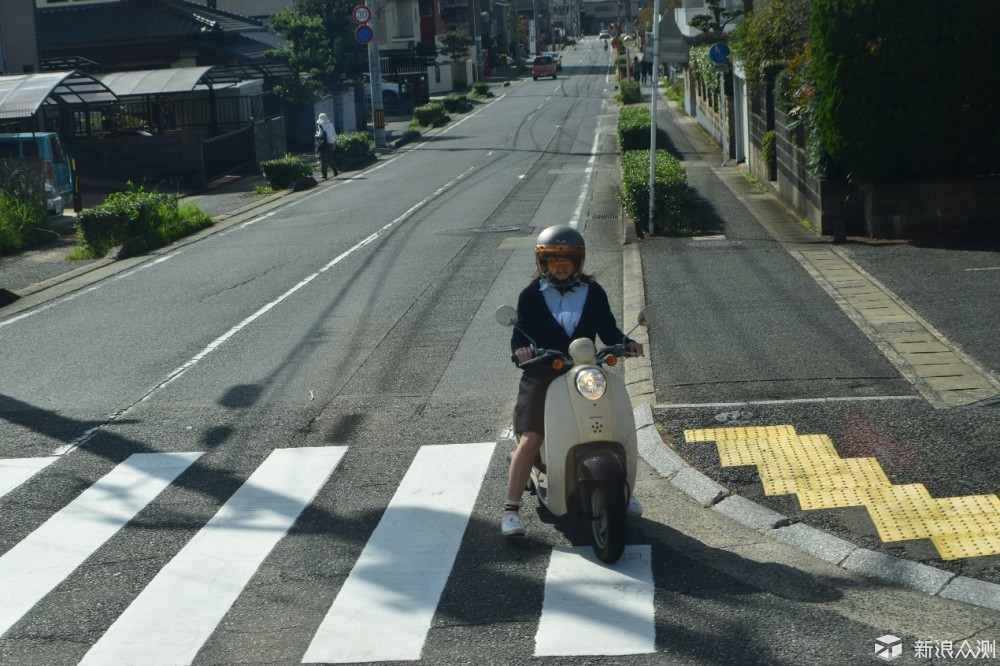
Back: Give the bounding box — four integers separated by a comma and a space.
0, 38, 998, 665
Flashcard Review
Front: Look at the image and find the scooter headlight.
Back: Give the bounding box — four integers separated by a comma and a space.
575, 368, 607, 401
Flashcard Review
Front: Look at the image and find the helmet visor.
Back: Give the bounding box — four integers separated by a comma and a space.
539, 251, 580, 267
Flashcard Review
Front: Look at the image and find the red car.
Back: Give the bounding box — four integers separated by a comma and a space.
532, 55, 557, 80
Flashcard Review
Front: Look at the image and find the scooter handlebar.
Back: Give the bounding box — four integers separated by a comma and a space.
514, 345, 636, 368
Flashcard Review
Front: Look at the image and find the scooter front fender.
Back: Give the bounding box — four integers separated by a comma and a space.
577, 448, 627, 483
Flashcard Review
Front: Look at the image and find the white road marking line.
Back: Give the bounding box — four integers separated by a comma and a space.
54, 165, 478, 457
653, 395, 922, 409
80, 446, 346, 666
0, 456, 58, 500
303, 442, 495, 664
534, 545, 655, 656
0, 452, 202, 637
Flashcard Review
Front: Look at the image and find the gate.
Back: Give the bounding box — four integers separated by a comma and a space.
203, 126, 253, 182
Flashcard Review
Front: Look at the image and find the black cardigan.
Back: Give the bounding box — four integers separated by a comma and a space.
510, 279, 630, 377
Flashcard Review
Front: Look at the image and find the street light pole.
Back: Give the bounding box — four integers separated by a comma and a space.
646, 0, 660, 237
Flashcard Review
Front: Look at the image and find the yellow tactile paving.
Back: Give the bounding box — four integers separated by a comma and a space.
934, 533, 1000, 560
684, 425, 797, 443
716, 433, 839, 467
683, 425, 1000, 560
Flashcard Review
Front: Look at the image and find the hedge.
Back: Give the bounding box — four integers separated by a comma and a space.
618, 149, 689, 237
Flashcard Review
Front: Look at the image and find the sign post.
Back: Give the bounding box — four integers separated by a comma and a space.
709, 42, 730, 167
357, 1, 386, 148
646, 0, 660, 237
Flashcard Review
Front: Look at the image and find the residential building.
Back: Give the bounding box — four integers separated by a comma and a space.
1, 0, 40, 74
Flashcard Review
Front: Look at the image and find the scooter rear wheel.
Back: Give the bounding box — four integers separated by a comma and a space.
588, 481, 627, 563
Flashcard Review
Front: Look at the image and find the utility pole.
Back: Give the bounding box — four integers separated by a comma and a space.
365, 0, 386, 148
646, 0, 660, 237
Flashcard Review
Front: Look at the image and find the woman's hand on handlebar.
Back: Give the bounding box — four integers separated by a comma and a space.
514, 346, 535, 364
624, 341, 644, 357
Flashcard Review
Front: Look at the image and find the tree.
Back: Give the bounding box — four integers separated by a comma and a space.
688, 1, 744, 38
439, 30, 474, 61
729, 0, 810, 90
267, 0, 373, 102
812, 0, 1000, 181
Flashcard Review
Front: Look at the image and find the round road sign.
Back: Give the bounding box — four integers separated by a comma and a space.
709, 42, 730, 64
353, 5, 371, 23
355, 24, 374, 44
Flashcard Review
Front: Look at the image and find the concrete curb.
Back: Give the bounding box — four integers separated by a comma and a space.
633, 402, 1000, 612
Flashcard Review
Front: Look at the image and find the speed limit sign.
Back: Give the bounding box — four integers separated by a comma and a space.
352, 5, 371, 23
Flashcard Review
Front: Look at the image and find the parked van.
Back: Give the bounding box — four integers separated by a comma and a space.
0, 132, 73, 215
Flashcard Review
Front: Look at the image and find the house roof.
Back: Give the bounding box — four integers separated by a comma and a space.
0, 72, 118, 120
37, 0, 283, 67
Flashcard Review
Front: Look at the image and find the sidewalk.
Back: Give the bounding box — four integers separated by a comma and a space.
632, 83, 1000, 609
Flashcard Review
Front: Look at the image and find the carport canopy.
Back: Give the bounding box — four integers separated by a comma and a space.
0, 71, 118, 120
96, 64, 297, 97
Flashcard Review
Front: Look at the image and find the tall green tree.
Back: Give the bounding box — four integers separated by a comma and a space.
439, 30, 474, 61
689, 1, 745, 40
267, 0, 372, 102
729, 0, 810, 90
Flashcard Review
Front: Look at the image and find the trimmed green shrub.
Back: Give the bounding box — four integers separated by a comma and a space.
618, 149, 690, 237
413, 102, 448, 127
617, 81, 642, 105
443, 94, 474, 113
74, 184, 214, 259
471, 81, 491, 98
261, 154, 314, 189
616, 106, 670, 152
333, 131, 374, 166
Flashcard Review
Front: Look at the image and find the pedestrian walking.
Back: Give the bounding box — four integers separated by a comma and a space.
632, 56, 640, 83
641, 51, 651, 84
315, 113, 338, 179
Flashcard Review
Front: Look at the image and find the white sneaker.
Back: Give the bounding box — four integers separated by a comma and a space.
501, 513, 525, 537
626, 494, 643, 518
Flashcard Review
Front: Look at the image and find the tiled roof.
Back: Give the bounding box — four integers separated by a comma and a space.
37, 0, 278, 50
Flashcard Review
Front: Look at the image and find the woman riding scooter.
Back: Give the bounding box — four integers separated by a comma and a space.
503, 225, 644, 537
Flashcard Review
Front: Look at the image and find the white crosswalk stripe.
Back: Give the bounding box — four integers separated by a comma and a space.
0, 443, 659, 662
80, 446, 347, 666
303, 442, 496, 664
0, 455, 58, 499
535, 545, 655, 656
0, 452, 202, 637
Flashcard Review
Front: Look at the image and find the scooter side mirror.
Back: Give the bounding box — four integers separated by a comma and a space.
495, 305, 518, 327
637, 306, 654, 328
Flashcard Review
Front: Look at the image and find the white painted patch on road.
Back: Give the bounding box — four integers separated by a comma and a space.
535, 545, 655, 656
80, 446, 346, 666
654, 395, 922, 409
0, 456, 58, 499
303, 442, 495, 664
0, 452, 201, 637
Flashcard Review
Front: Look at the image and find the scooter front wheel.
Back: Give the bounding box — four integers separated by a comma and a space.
588, 481, 627, 563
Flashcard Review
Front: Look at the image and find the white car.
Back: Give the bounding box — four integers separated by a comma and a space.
599, 30, 610, 39
362, 75, 404, 106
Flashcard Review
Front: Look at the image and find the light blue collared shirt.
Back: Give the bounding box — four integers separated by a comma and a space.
540, 279, 589, 336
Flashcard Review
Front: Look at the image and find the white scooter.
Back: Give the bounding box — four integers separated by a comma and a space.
496, 305, 653, 563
